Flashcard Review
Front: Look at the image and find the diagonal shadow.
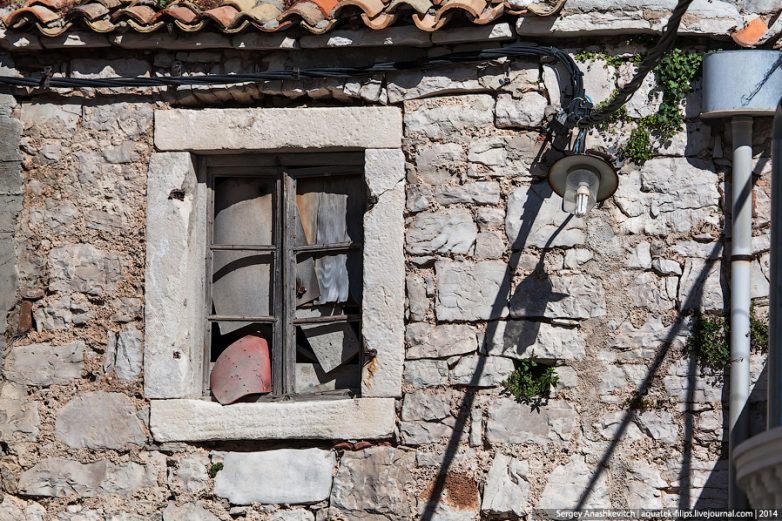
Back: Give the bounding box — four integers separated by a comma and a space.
420, 139, 568, 518
572, 241, 723, 511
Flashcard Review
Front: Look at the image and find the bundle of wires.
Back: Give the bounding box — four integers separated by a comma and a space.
0, 0, 694, 131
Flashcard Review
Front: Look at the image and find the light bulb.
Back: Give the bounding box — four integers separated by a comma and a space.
562, 168, 600, 217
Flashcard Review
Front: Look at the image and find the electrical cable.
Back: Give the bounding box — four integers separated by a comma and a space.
0, 42, 585, 107
0, 0, 693, 132
578, 0, 695, 127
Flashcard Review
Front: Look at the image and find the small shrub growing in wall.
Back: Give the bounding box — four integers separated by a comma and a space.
686, 305, 769, 372
501, 353, 559, 407
208, 463, 224, 478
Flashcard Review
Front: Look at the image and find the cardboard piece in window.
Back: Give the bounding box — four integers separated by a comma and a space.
300, 322, 360, 373
210, 334, 272, 405
296, 176, 364, 304
212, 179, 273, 334
212, 252, 271, 335
214, 178, 273, 245
295, 363, 360, 393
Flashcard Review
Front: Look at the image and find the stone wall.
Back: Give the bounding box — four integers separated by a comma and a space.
0, 31, 774, 520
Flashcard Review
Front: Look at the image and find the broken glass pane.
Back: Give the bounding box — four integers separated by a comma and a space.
214, 177, 273, 246
295, 363, 360, 394
295, 178, 322, 246
298, 321, 360, 373
212, 251, 272, 334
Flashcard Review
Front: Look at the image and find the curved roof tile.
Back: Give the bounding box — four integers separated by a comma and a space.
2, 0, 566, 35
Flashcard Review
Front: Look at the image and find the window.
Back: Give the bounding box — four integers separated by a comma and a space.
145, 106, 403, 442
204, 153, 367, 402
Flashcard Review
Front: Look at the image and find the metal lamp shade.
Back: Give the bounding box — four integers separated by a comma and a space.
548, 153, 619, 202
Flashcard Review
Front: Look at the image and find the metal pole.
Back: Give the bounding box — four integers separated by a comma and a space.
729, 116, 753, 511
769, 100, 782, 429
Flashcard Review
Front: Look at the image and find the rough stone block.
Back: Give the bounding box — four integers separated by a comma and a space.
415, 142, 465, 184
83, 103, 153, 139
387, 65, 486, 103
403, 359, 449, 388
627, 271, 675, 311
330, 447, 415, 519
406, 323, 478, 360
0, 496, 45, 520
406, 208, 477, 255
678, 258, 724, 313
483, 320, 586, 361
506, 183, 586, 249
481, 453, 529, 517
21, 103, 81, 138
450, 354, 515, 387
486, 399, 576, 444
214, 449, 334, 505
434, 181, 501, 206
162, 503, 219, 521
400, 420, 454, 445
18, 458, 158, 498
167, 454, 210, 495
0, 398, 40, 441
404, 95, 494, 139
104, 325, 143, 380
509, 273, 606, 320
495, 92, 548, 128
475, 231, 506, 259
155, 107, 402, 151
55, 391, 146, 449
435, 260, 509, 321
4, 341, 84, 386
538, 455, 611, 509
402, 389, 453, 421
406, 274, 429, 322
612, 158, 720, 235
48, 243, 122, 296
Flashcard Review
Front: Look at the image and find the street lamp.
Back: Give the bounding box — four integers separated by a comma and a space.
547, 152, 619, 217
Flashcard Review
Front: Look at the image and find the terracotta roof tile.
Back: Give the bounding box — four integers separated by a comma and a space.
2, 0, 566, 35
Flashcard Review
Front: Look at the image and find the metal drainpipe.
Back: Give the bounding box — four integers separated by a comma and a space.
769, 99, 782, 429
728, 116, 753, 510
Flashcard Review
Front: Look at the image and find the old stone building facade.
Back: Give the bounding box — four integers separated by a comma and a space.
0, 0, 780, 519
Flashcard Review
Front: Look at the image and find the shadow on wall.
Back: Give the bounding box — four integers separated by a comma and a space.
420, 136, 571, 519
421, 127, 767, 515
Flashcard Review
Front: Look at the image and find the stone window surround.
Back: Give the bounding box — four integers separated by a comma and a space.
144, 106, 404, 442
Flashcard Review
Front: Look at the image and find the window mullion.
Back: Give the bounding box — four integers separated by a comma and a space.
203, 162, 214, 396
270, 174, 284, 397
282, 172, 297, 396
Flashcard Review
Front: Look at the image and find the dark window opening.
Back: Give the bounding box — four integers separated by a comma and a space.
203, 153, 366, 404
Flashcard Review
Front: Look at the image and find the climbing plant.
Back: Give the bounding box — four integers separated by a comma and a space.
686, 305, 769, 371
622, 49, 703, 163
576, 49, 703, 164
501, 353, 559, 406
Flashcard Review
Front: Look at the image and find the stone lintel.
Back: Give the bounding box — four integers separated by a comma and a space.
154, 107, 403, 151
150, 398, 396, 441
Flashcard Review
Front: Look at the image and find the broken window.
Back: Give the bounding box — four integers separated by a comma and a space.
204, 154, 365, 403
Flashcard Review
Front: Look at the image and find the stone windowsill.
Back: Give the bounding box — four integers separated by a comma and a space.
149, 397, 396, 442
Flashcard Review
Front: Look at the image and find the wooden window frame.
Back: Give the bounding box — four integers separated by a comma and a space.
202, 155, 366, 399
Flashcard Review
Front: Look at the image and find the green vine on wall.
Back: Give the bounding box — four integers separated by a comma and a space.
576, 49, 703, 164
501, 353, 559, 406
